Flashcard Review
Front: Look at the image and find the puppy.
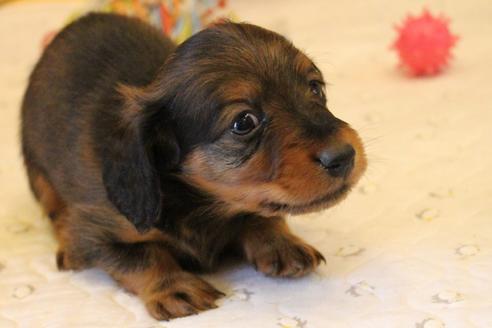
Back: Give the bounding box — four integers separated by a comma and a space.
21, 13, 366, 320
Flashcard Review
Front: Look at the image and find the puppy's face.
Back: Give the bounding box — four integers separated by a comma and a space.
150, 23, 366, 217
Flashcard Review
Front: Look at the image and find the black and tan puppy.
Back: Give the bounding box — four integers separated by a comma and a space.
21, 13, 366, 320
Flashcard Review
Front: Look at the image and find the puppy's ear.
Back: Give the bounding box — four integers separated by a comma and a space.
102, 85, 179, 232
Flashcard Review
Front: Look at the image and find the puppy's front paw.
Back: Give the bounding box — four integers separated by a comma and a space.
250, 236, 325, 278
145, 272, 225, 321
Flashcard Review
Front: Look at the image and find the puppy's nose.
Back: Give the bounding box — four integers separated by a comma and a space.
317, 144, 355, 177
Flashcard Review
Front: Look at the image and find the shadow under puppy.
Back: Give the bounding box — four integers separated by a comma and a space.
21, 13, 367, 320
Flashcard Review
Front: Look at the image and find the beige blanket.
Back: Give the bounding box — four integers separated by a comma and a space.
1, 1, 491, 327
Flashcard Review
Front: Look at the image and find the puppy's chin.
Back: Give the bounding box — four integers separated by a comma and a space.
259, 183, 352, 216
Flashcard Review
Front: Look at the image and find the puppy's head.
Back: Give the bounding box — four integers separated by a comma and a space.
113, 22, 366, 230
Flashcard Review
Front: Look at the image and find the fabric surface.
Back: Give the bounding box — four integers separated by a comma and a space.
1, 1, 491, 327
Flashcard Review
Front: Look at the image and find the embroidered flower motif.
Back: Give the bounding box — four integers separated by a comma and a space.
12, 284, 34, 299
455, 244, 479, 258
432, 291, 464, 304
416, 208, 440, 222
416, 318, 445, 328
229, 288, 254, 301
277, 316, 307, 328
346, 281, 375, 297
335, 245, 365, 258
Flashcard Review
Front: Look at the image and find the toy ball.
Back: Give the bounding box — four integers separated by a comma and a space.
393, 9, 458, 76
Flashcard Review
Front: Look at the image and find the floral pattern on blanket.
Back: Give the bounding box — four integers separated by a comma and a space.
1, 1, 492, 327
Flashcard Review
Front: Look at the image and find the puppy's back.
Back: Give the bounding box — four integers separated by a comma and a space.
21, 13, 175, 203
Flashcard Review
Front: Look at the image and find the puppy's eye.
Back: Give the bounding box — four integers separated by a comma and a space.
309, 80, 324, 97
232, 112, 260, 135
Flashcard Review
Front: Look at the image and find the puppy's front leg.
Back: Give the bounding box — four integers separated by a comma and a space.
240, 216, 325, 278
101, 242, 224, 320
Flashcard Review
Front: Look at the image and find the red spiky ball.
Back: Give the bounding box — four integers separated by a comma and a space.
393, 9, 458, 76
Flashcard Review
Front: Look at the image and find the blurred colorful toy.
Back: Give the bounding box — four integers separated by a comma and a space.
393, 9, 458, 76
98, 0, 234, 44
41, 0, 234, 49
